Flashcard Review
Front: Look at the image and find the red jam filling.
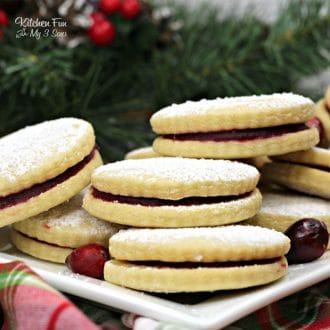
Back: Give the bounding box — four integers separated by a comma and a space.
0, 147, 97, 210
129, 257, 282, 268
92, 188, 252, 207
14, 229, 70, 249
306, 117, 325, 143
162, 123, 308, 142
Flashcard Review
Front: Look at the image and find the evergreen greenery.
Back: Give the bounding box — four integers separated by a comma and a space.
1, 0, 329, 160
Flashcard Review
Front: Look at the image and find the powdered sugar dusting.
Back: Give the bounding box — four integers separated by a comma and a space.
111, 225, 288, 246
261, 191, 330, 218
32, 192, 122, 235
151, 93, 313, 119
94, 157, 259, 184
0, 118, 91, 185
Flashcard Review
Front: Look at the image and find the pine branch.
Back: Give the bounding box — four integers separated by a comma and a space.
0, 0, 329, 160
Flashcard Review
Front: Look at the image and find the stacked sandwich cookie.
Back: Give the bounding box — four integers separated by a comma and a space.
150, 93, 318, 159
83, 157, 261, 228
262, 147, 330, 199
105, 226, 290, 292
11, 192, 122, 263
11, 193, 122, 263
87, 92, 325, 292
0, 118, 102, 227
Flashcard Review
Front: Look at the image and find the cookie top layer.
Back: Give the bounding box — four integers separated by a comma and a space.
13, 192, 122, 247
91, 158, 260, 199
0, 118, 95, 197
274, 147, 330, 167
150, 93, 314, 134
257, 190, 330, 219
109, 225, 290, 262
124, 146, 160, 160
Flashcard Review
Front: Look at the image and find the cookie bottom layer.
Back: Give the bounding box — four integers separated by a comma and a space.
153, 127, 318, 159
262, 162, 330, 199
83, 188, 262, 227
0, 151, 102, 227
104, 257, 288, 292
11, 229, 72, 263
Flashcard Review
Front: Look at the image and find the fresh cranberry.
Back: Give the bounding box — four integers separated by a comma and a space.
285, 218, 329, 264
66, 244, 110, 279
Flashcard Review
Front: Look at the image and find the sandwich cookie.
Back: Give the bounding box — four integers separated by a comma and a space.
246, 189, 330, 248
0, 118, 102, 227
262, 147, 330, 199
83, 157, 262, 227
315, 87, 330, 147
11, 192, 122, 263
125, 146, 160, 160
151, 93, 318, 159
105, 226, 290, 292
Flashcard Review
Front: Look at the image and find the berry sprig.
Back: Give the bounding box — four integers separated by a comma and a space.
88, 0, 142, 47
0, 9, 9, 41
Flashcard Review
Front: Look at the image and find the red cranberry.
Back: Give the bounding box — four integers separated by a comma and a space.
66, 244, 110, 279
285, 218, 329, 264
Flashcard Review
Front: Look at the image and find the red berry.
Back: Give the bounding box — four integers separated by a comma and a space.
285, 218, 329, 264
90, 11, 107, 23
88, 20, 116, 46
0, 10, 9, 27
99, 0, 122, 15
120, 0, 141, 19
65, 244, 110, 279
306, 116, 325, 144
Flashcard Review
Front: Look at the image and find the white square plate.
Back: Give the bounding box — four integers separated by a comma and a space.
0, 227, 329, 330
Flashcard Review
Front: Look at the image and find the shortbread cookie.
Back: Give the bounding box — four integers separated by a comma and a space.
105, 226, 290, 292
83, 158, 262, 227
246, 189, 330, 248
315, 87, 330, 147
0, 118, 103, 227
11, 192, 121, 263
151, 93, 318, 159
263, 147, 330, 199
125, 146, 160, 159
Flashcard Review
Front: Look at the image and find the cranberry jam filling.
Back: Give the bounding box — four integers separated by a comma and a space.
162, 123, 308, 142
306, 117, 325, 143
0, 147, 97, 210
14, 230, 70, 249
92, 188, 252, 207
129, 257, 282, 268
